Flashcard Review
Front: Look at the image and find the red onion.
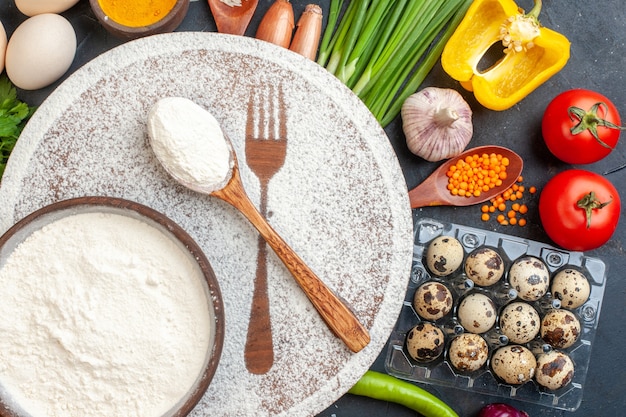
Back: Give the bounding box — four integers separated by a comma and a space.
478, 403, 529, 417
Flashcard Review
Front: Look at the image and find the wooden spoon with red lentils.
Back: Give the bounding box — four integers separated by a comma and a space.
408, 145, 523, 209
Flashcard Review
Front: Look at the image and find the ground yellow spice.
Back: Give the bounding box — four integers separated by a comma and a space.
98, 0, 177, 27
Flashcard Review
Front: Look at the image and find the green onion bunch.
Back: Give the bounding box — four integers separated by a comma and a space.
317, 0, 472, 127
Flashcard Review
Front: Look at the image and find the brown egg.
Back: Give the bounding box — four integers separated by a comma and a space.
508, 256, 550, 301
413, 282, 453, 321
464, 247, 504, 286
535, 350, 575, 390
448, 333, 489, 372
457, 292, 497, 334
405, 322, 445, 362
425, 236, 464, 277
541, 309, 581, 349
499, 302, 541, 344
491, 345, 536, 385
551, 268, 591, 309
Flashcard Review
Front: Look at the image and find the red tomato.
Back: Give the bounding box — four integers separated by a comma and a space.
542, 89, 622, 164
539, 169, 620, 251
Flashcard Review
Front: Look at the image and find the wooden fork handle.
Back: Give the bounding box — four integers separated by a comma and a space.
214, 177, 371, 353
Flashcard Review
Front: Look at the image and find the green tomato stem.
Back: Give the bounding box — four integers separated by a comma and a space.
568, 102, 626, 149
577, 191, 612, 229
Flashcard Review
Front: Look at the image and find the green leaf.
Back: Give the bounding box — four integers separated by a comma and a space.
0, 75, 36, 180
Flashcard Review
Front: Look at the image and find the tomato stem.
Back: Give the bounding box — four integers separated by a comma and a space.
577, 191, 612, 229
569, 102, 625, 149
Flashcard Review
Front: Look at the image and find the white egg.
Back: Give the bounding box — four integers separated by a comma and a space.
5, 14, 76, 90
0, 20, 6, 73
15, 0, 81, 16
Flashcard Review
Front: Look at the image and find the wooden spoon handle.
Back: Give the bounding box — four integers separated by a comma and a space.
214, 175, 371, 353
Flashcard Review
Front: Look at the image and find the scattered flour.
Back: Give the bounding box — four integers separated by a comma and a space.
147, 97, 232, 192
219, 0, 242, 6
0, 211, 212, 417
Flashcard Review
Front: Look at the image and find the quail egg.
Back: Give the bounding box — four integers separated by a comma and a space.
551, 268, 591, 309
464, 247, 504, 286
535, 350, 575, 390
405, 322, 445, 362
541, 309, 581, 349
413, 282, 454, 321
491, 345, 537, 385
448, 333, 489, 372
508, 256, 550, 301
499, 302, 541, 344
457, 292, 497, 334
425, 236, 464, 277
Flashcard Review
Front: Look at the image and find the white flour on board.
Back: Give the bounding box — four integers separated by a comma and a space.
0, 33, 413, 417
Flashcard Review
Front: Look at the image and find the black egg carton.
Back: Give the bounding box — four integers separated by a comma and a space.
384, 218, 607, 411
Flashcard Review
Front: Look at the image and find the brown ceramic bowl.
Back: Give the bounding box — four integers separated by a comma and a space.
0, 196, 224, 417
89, 0, 190, 40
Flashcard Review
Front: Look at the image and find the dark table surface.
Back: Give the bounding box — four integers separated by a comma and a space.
1, 1, 624, 416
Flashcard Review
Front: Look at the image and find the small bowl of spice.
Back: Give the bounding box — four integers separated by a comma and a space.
0, 196, 224, 417
89, 0, 190, 40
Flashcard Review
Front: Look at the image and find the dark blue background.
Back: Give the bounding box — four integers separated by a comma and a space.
1, 1, 623, 416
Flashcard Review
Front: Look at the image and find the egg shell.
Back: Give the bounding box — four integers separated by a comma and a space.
5, 14, 77, 90
457, 292, 497, 334
499, 302, 541, 344
448, 333, 489, 372
535, 350, 575, 390
551, 268, 591, 309
412, 281, 453, 321
15, 0, 81, 16
0, 21, 6, 72
405, 322, 445, 362
541, 309, 581, 349
464, 246, 504, 286
508, 256, 550, 301
491, 345, 537, 385
425, 236, 464, 277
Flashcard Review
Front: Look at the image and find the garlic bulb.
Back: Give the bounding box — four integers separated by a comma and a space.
401, 87, 473, 162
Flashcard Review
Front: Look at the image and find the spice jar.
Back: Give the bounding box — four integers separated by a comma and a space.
89, 0, 190, 40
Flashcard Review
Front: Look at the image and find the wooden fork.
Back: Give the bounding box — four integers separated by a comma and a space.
244, 85, 287, 374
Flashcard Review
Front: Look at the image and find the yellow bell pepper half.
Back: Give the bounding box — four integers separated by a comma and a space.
441, 0, 570, 111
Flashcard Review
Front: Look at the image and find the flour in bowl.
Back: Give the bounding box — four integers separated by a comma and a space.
147, 97, 233, 192
0, 211, 212, 417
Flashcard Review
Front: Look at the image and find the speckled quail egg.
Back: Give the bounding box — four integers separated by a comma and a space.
499, 302, 541, 344
405, 322, 445, 362
551, 268, 591, 309
535, 350, 575, 390
448, 333, 489, 372
464, 247, 505, 286
413, 282, 454, 321
491, 345, 537, 385
508, 256, 550, 301
457, 292, 497, 334
541, 309, 581, 349
425, 236, 464, 277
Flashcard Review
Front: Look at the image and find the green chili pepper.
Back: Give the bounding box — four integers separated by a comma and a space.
348, 371, 459, 417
